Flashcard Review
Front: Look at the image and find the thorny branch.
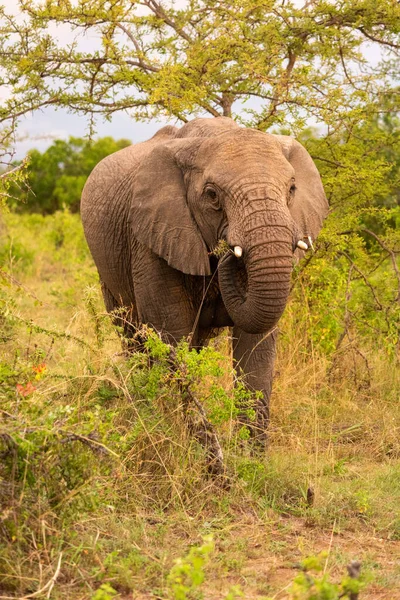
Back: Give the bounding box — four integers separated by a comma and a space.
330, 263, 372, 387
361, 228, 400, 303
167, 345, 226, 481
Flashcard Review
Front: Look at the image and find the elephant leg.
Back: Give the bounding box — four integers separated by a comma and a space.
132, 249, 199, 346
232, 325, 278, 448
100, 280, 139, 347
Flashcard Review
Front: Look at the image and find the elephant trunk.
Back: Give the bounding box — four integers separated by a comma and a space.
219, 209, 294, 334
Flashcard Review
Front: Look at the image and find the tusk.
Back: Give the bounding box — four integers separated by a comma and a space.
233, 246, 243, 258
297, 240, 308, 251
307, 236, 315, 251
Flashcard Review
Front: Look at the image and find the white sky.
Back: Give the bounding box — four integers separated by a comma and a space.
15, 109, 170, 158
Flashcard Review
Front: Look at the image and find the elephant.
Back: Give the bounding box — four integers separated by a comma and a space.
81, 117, 328, 446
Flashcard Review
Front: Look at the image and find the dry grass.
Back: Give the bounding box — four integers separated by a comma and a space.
1, 212, 400, 598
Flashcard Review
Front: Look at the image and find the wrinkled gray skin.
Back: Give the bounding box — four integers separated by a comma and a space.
81, 117, 328, 444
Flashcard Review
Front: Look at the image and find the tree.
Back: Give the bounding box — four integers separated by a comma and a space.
0, 0, 399, 212
13, 136, 131, 213
0, 1, 399, 126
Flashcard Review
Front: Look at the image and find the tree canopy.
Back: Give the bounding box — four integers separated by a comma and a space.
0, 1, 399, 129
1, 1, 399, 207
13, 136, 131, 213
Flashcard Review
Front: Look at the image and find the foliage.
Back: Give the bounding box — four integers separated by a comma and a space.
11, 136, 131, 213
167, 535, 214, 600
0, 0, 399, 126
91, 584, 119, 600
0, 0, 399, 224
287, 553, 368, 600
166, 536, 244, 600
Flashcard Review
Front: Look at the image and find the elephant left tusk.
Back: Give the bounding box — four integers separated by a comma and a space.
233, 246, 243, 258
297, 240, 308, 251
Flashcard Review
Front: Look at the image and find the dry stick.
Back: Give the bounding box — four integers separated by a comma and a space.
0, 553, 62, 600
58, 431, 118, 457
0, 268, 49, 306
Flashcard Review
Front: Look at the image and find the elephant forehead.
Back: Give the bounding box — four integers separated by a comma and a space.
196, 131, 288, 169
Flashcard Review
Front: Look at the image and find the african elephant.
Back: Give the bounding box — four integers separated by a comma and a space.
81, 117, 328, 445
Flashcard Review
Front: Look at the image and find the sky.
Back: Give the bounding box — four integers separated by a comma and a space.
15, 109, 171, 158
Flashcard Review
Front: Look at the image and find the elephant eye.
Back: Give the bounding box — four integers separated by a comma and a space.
290, 183, 296, 194
204, 186, 220, 209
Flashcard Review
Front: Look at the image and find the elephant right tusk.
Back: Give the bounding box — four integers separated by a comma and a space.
233, 246, 243, 258
297, 240, 308, 251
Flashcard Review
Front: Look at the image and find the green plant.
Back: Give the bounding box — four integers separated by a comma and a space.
167, 536, 215, 600
1, 210, 399, 598
286, 553, 368, 600
91, 583, 119, 600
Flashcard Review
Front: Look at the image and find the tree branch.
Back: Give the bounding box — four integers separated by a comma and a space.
116, 23, 160, 73
357, 27, 400, 50
144, 0, 193, 43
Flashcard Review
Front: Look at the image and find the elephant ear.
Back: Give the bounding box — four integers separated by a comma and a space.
131, 140, 211, 276
273, 135, 329, 242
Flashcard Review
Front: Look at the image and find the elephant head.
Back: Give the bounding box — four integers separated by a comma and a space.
131, 118, 328, 335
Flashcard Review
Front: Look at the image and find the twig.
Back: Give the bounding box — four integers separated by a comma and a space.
0, 553, 62, 600
0, 160, 26, 179
340, 252, 383, 311
144, 0, 193, 43
58, 431, 118, 457
115, 23, 160, 73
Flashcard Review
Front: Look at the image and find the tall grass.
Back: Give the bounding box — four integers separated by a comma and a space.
1, 212, 399, 598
